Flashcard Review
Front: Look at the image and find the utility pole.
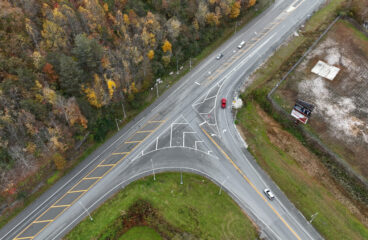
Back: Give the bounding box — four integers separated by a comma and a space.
78, 201, 93, 221
190, 58, 192, 71
235, 21, 238, 34
150, 159, 156, 181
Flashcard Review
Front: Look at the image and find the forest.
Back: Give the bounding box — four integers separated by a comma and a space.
0, 0, 257, 208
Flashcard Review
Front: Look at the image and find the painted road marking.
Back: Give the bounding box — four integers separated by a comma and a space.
202, 128, 302, 240
14, 118, 165, 239
14, 0, 307, 236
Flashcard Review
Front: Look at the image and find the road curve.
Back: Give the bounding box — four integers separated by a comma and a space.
0, 0, 325, 239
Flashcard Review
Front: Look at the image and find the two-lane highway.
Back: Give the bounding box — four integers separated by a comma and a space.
1, 0, 325, 239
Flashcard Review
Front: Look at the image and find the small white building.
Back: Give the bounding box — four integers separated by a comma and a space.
311, 60, 340, 81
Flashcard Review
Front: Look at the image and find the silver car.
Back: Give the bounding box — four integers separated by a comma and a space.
237, 40, 246, 49
264, 188, 275, 200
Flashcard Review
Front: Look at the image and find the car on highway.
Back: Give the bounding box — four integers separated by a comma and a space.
264, 188, 275, 200
237, 40, 246, 49
221, 98, 227, 108
216, 53, 224, 60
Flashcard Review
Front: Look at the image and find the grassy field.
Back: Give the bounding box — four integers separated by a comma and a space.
65, 173, 259, 240
119, 227, 162, 240
237, 102, 368, 239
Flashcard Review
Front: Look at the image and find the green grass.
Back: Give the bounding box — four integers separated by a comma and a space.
237, 102, 368, 240
342, 20, 368, 41
119, 227, 162, 240
65, 173, 259, 240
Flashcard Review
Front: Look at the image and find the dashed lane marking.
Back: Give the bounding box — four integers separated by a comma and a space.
14, 117, 165, 240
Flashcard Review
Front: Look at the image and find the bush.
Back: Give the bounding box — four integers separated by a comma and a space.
52, 153, 66, 171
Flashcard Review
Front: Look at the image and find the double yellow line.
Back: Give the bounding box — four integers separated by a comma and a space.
202, 128, 301, 240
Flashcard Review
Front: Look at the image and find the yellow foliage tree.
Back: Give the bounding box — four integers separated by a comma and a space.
162, 40, 172, 53
83, 74, 106, 108
248, 0, 256, 7
230, 1, 241, 19
206, 12, 219, 26
129, 82, 139, 94
41, 20, 68, 50
43, 87, 57, 104
53, 153, 66, 171
103, 2, 109, 12
147, 50, 155, 60
123, 13, 130, 25
105, 74, 116, 98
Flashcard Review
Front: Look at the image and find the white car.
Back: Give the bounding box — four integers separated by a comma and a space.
237, 40, 246, 49
216, 53, 224, 60
264, 188, 275, 200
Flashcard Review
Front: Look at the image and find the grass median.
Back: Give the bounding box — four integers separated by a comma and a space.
65, 173, 259, 240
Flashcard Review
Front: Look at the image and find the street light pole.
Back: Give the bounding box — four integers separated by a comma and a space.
115, 119, 120, 131
150, 159, 156, 181
78, 201, 93, 221
310, 212, 319, 223
180, 169, 183, 185
218, 177, 228, 195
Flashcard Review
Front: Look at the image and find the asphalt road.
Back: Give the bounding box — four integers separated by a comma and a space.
0, 0, 326, 239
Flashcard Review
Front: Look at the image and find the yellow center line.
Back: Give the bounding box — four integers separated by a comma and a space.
83, 176, 102, 180
124, 140, 142, 144
202, 128, 301, 240
51, 204, 70, 208
98, 163, 116, 167
112, 152, 128, 155
67, 189, 87, 193
33, 220, 53, 224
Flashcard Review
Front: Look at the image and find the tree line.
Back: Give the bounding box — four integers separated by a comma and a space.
0, 0, 256, 196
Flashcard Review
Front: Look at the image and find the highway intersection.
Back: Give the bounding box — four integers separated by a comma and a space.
1, 0, 326, 239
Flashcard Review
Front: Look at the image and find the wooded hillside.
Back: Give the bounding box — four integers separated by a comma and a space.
0, 0, 256, 197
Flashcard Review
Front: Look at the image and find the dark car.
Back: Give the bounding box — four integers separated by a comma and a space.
221, 98, 227, 108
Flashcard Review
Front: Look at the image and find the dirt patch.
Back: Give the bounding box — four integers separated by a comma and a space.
98, 199, 195, 240
276, 20, 368, 179
255, 105, 368, 227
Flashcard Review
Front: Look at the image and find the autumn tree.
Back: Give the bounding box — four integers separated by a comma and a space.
41, 19, 69, 50
52, 153, 66, 171
230, 1, 241, 19
162, 40, 172, 53
147, 50, 155, 60
248, 0, 257, 7
166, 17, 182, 39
